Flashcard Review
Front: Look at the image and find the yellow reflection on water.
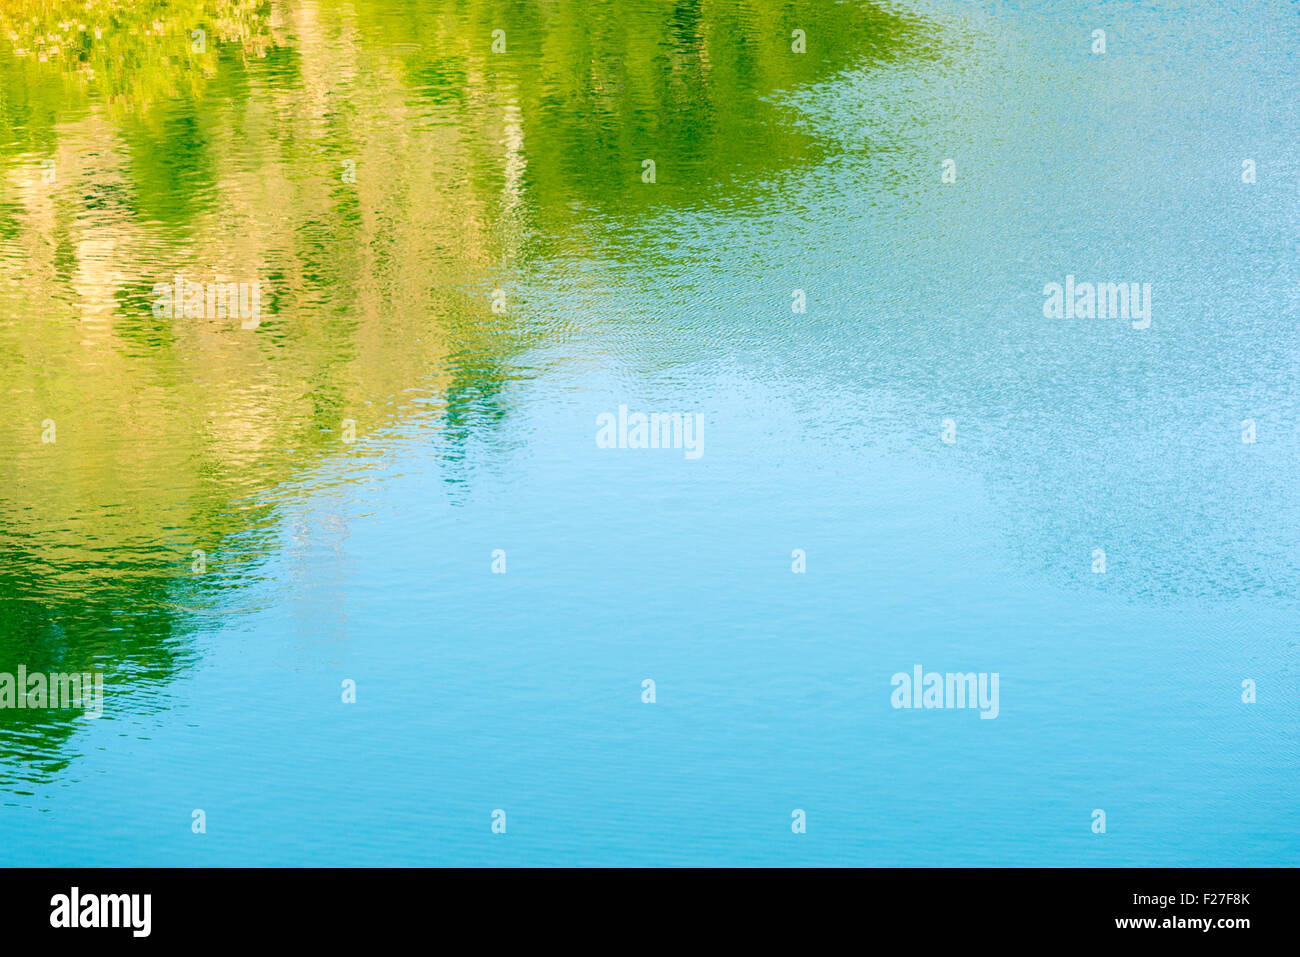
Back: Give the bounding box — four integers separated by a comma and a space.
0, 0, 919, 770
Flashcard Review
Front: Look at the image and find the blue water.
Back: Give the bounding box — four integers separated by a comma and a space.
2, 0, 1298, 865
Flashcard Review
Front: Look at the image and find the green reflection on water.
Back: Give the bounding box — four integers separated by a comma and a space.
0, 0, 923, 773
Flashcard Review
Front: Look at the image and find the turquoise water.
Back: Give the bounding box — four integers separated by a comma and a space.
1, 0, 1297, 865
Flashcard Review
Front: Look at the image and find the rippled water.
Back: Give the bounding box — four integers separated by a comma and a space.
0, 0, 1297, 865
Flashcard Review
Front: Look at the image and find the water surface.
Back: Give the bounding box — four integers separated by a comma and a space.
0, 0, 1297, 865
